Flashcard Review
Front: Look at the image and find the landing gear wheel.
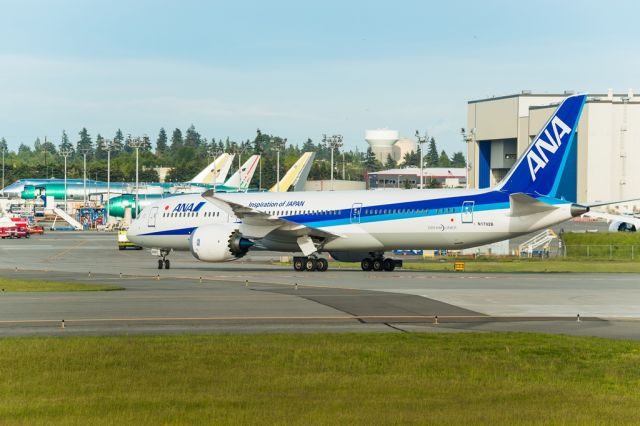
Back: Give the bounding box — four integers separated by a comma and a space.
164, 259, 170, 270
293, 258, 305, 271
361, 258, 373, 271
158, 259, 164, 270
316, 258, 328, 272
305, 258, 317, 271
383, 258, 395, 272
372, 258, 384, 271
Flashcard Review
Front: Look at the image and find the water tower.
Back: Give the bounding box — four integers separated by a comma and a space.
365, 129, 399, 163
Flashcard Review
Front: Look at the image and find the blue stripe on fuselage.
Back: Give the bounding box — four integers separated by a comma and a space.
138, 190, 571, 236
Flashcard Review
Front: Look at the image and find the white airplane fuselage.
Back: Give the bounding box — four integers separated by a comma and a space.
128, 188, 575, 253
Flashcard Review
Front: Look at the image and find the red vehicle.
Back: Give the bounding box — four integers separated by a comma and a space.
0, 225, 18, 239
29, 225, 45, 235
9, 218, 29, 238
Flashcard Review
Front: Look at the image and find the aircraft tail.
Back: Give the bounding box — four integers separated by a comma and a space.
189, 153, 235, 185
497, 94, 586, 197
269, 152, 316, 192
223, 155, 261, 190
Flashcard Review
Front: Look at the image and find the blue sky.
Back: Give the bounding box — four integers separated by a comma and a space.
1, 0, 639, 153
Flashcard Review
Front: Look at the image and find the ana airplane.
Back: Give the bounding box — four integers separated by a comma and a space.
128, 94, 623, 272
107, 154, 261, 218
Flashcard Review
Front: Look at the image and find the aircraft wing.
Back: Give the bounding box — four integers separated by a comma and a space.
201, 190, 342, 254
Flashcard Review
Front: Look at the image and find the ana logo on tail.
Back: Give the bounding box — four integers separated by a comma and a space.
526, 116, 572, 181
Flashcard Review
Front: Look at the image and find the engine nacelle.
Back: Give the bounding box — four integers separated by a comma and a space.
609, 221, 637, 232
189, 224, 254, 262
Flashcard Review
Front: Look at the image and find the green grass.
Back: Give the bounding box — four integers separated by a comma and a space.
276, 259, 640, 272
563, 232, 640, 245
0, 277, 123, 292
0, 333, 639, 424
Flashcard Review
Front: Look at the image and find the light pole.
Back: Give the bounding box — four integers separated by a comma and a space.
59, 148, 72, 213
208, 144, 220, 193
415, 130, 429, 189
101, 139, 116, 222
1, 144, 5, 197
235, 142, 247, 191
322, 134, 343, 191
80, 148, 91, 206
271, 138, 286, 192
128, 135, 145, 217
461, 128, 475, 190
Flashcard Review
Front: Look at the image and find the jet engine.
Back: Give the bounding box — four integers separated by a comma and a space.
189, 224, 254, 262
609, 221, 637, 232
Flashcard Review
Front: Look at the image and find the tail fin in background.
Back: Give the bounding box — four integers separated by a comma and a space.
223, 155, 261, 191
269, 152, 316, 192
189, 153, 235, 185
497, 94, 586, 197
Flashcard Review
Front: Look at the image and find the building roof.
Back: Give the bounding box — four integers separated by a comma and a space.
370, 167, 466, 178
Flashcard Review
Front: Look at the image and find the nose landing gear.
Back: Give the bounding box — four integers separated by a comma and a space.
155, 249, 171, 270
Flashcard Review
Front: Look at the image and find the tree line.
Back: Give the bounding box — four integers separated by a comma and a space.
0, 126, 465, 189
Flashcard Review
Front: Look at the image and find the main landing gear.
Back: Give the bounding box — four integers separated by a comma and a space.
360, 256, 402, 272
156, 249, 171, 270
293, 256, 328, 272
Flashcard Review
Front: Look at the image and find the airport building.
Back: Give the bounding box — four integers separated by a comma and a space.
466, 90, 640, 212
368, 167, 466, 189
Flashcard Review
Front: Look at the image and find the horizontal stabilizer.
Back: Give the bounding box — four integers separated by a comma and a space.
509, 193, 558, 217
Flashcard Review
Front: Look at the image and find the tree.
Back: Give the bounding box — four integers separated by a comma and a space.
402, 150, 419, 167
77, 127, 93, 156
18, 143, 32, 156
94, 134, 106, 159
426, 137, 439, 167
385, 153, 397, 169
59, 130, 74, 154
365, 147, 378, 171
184, 124, 201, 148
156, 128, 168, 156
438, 150, 451, 167
141, 134, 152, 152
0, 138, 7, 153
170, 128, 183, 152
451, 151, 466, 168
112, 129, 124, 153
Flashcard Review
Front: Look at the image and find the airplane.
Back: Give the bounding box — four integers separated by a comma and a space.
128, 94, 628, 271
9, 153, 236, 201
107, 154, 261, 218
108, 152, 315, 218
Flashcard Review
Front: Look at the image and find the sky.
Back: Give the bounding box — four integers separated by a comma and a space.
1, 0, 639, 154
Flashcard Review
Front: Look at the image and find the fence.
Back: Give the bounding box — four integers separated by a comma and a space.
564, 245, 640, 260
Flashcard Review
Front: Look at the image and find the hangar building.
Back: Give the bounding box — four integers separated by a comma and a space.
466, 90, 640, 212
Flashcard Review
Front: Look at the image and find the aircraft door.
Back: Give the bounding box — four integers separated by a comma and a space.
461, 201, 474, 223
148, 206, 158, 227
350, 203, 363, 224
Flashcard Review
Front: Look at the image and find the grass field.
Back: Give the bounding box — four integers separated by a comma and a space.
277, 259, 640, 272
0, 333, 639, 425
0, 277, 123, 292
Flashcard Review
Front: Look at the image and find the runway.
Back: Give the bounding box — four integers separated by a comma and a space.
1, 232, 639, 339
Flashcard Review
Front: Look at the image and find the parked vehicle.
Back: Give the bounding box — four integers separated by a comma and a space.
0, 225, 18, 239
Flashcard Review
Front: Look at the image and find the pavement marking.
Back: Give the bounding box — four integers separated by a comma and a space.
0, 315, 606, 325
44, 239, 89, 262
